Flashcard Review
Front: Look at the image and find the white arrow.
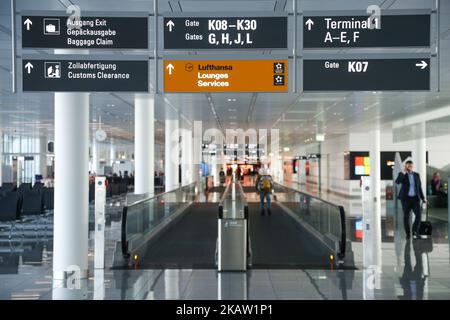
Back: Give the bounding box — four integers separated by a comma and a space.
166, 63, 175, 75
25, 62, 34, 74
24, 18, 33, 31
166, 20, 175, 32
415, 60, 428, 70
305, 18, 314, 31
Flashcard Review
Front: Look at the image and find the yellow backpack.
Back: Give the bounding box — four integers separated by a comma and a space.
260, 176, 271, 192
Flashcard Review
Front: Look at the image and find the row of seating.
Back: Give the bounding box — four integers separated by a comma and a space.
0, 183, 54, 222
88, 181, 129, 202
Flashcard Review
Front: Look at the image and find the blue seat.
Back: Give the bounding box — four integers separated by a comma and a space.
1, 183, 16, 193
44, 187, 54, 210
18, 183, 32, 195
21, 190, 43, 216
0, 192, 20, 221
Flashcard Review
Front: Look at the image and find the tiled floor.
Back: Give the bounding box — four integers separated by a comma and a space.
1, 181, 449, 300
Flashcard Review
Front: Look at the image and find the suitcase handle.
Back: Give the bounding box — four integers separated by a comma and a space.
421, 200, 429, 221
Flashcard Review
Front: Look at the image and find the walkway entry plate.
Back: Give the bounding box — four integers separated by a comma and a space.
163, 16, 287, 49
164, 60, 288, 93
22, 59, 149, 92
22, 15, 148, 49
303, 58, 430, 91
303, 14, 430, 48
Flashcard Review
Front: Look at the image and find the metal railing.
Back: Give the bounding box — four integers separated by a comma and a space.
120, 182, 197, 259
274, 183, 347, 261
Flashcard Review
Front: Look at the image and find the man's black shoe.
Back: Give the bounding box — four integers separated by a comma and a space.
260, 210, 265, 216
267, 209, 271, 215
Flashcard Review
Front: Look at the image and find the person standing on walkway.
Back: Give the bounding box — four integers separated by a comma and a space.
256, 168, 274, 216
395, 160, 427, 239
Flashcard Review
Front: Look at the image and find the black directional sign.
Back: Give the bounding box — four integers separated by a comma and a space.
303, 14, 430, 48
22, 59, 149, 92
163, 17, 287, 49
22, 16, 148, 49
303, 58, 430, 91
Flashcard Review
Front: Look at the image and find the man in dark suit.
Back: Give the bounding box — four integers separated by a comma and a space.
395, 160, 427, 239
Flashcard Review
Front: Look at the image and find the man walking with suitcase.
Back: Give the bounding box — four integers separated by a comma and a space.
395, 160, 428, 239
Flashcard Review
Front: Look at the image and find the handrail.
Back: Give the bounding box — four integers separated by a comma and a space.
218, 180, 248, 219
274, 182, 343, 211
274, 182, 347, 260
237, 181, 249, 219
218, 180, 232, 207
125, 182, 195, 208
121, 182, 197, 258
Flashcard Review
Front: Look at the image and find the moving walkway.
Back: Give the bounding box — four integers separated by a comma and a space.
115, 180, 354, 270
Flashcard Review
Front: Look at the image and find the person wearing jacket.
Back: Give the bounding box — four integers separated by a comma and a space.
395, 160, 427, 239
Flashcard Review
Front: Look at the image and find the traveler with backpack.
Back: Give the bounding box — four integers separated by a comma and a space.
256, 168, 274, 216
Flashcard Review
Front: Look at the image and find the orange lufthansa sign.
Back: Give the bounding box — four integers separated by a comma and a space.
163, 60, 288, 93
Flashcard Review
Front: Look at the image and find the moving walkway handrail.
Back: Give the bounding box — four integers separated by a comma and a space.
237, 181, 249, 219
218, 181, 232, 218
121, 182, 196, 258
274, 182, 347, 260
218, 180, 248, 219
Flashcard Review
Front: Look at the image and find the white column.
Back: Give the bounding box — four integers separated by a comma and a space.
211, 156, 219, 186
38, 136, 48, 179
134, 94, 155, 195
53, 92, 89, 280
187, 127, 194, 184
165, 119, 179, 191
181, 124, 191, 186
369, 128, 382, 269
109, 137, 115, 166
91, 131, 98, 174
192, 121, 203, 184
413, 122, 427, 195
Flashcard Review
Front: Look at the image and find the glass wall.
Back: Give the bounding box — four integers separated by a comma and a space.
1, 134, 49, 185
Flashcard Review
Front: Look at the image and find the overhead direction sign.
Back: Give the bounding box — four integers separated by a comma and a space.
163, 17, 287, 49
303, 14, 430, 48
164, 60, 288, 93
22, 59, 149, 92
303, 58, 430, 91
21, 16, 148, 49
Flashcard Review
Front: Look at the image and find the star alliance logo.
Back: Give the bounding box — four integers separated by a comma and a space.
273, 62, 285, 74
273, 75, 285, 86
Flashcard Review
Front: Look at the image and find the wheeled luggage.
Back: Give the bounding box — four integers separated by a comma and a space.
418, 202, 432, 239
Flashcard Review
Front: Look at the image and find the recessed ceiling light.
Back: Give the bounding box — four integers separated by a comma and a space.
228, 108, 236, 112
227, 98, 236, 102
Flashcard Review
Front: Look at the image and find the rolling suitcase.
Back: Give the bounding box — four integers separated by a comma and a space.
418, 201, 432, 239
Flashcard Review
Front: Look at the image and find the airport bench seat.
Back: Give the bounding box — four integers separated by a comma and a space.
0, 192, 20, 222
21, 190, 44, 216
